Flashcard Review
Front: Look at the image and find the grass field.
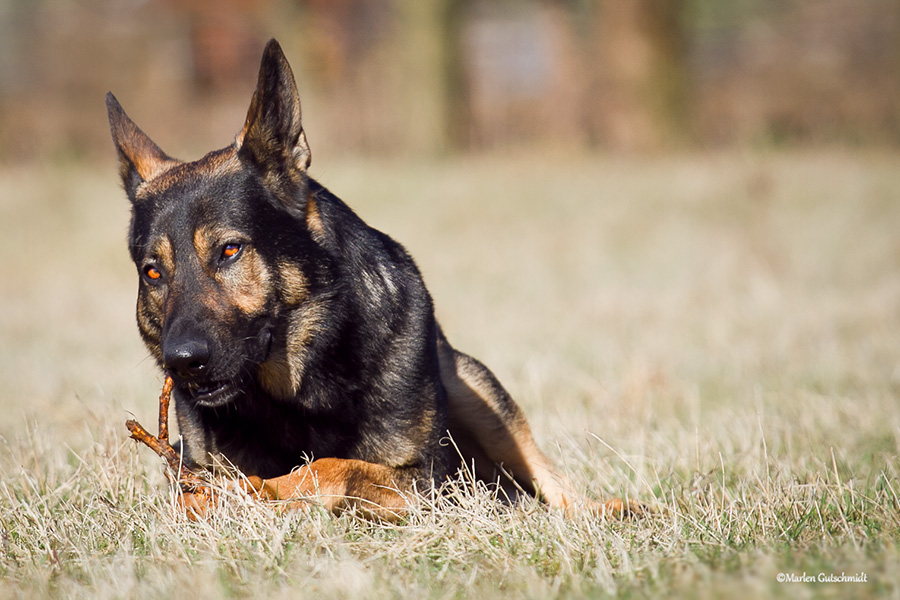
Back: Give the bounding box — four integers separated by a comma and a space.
1, 151, 898, 598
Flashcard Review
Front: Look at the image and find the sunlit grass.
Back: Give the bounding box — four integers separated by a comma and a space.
0, 151, 898, 597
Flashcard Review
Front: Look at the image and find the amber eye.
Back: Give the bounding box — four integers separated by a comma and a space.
221, 243, 242, 260
143, 265, 162, 281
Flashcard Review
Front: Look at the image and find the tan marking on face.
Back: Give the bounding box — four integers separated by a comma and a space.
139, 237, 176, 325
188, 223, 272, 318
138, 274, 167, 316
220, 245, 271, 317
152, 235, 175, 276
133, 164, 187, 202
135, 297, 163, 361
277, 261, 309, 305
130, 162, 180, 200
135, 146, 242, 201
192, 228, 212, 269
192, 225, 242, 273
135, 242, 169, 364
193, 274, 228, 317
258, 299, 328, 399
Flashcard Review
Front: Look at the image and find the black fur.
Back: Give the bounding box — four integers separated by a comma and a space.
106, 40, 605, 517
110, 40, 450, 487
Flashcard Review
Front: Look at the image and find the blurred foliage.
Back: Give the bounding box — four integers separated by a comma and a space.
0, 0, 899, 163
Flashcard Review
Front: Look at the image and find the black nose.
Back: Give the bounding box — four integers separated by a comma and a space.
163, 339, 211, 378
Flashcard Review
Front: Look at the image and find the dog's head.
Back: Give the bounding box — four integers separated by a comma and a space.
107, 40, 318, 407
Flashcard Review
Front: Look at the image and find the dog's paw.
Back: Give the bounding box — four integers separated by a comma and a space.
598, 497, 649, 519
176, 477, 289, 519
177, 488, 215, 520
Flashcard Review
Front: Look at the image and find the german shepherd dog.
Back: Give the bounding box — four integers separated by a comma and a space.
107, 39, 633, 519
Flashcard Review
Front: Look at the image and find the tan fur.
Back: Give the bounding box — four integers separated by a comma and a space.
136, 235, 173, 343
191, 225, 240, 272
244, 458, 409, 522
135, 301, 163, 363
133, 148, 243, 202
305, 194, 327, 242
107, 92, 179, 186
276, 261, 309, 305
437, 337, 644, 517
190, 225, 273, 318
152, 235, 176, 277
225, 247, 271, 316
437, 340, 578, 510
258, 300, 328, 399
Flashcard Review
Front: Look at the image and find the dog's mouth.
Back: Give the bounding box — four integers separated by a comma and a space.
185, 379, 239, 407
168, 327, 272, 408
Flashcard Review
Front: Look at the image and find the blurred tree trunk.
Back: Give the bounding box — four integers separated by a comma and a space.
395, 0, 463, 155
590, 0, 688, 151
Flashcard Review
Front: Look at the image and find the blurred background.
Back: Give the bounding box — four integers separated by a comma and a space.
2, 0, 900, 163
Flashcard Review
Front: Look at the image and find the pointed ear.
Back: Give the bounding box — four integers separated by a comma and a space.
236, 39, 311, 175
106, 92, 178, 196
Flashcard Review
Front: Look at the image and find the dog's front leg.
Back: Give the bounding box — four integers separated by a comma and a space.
243, 458, 412, 522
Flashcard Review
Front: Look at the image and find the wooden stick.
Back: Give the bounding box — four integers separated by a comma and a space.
126, 418, 180, 468
157, 375, 174, 444
126, 376, 206, 493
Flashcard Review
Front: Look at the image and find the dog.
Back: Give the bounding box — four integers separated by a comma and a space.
107, 39, 635, 520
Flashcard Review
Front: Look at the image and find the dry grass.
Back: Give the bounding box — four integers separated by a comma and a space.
1, 151, 899, 598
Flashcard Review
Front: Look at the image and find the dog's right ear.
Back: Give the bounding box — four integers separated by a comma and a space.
237, 39, 311, 179
106, 92, 177, 197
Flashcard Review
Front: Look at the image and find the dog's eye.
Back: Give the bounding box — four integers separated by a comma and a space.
143, 265, 162, 282
221, 243, 242, 262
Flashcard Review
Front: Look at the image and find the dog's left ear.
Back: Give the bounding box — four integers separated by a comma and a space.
237, 39, 311, 176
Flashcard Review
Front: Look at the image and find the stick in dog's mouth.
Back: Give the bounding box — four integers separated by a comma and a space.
125, 374, 207, 494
